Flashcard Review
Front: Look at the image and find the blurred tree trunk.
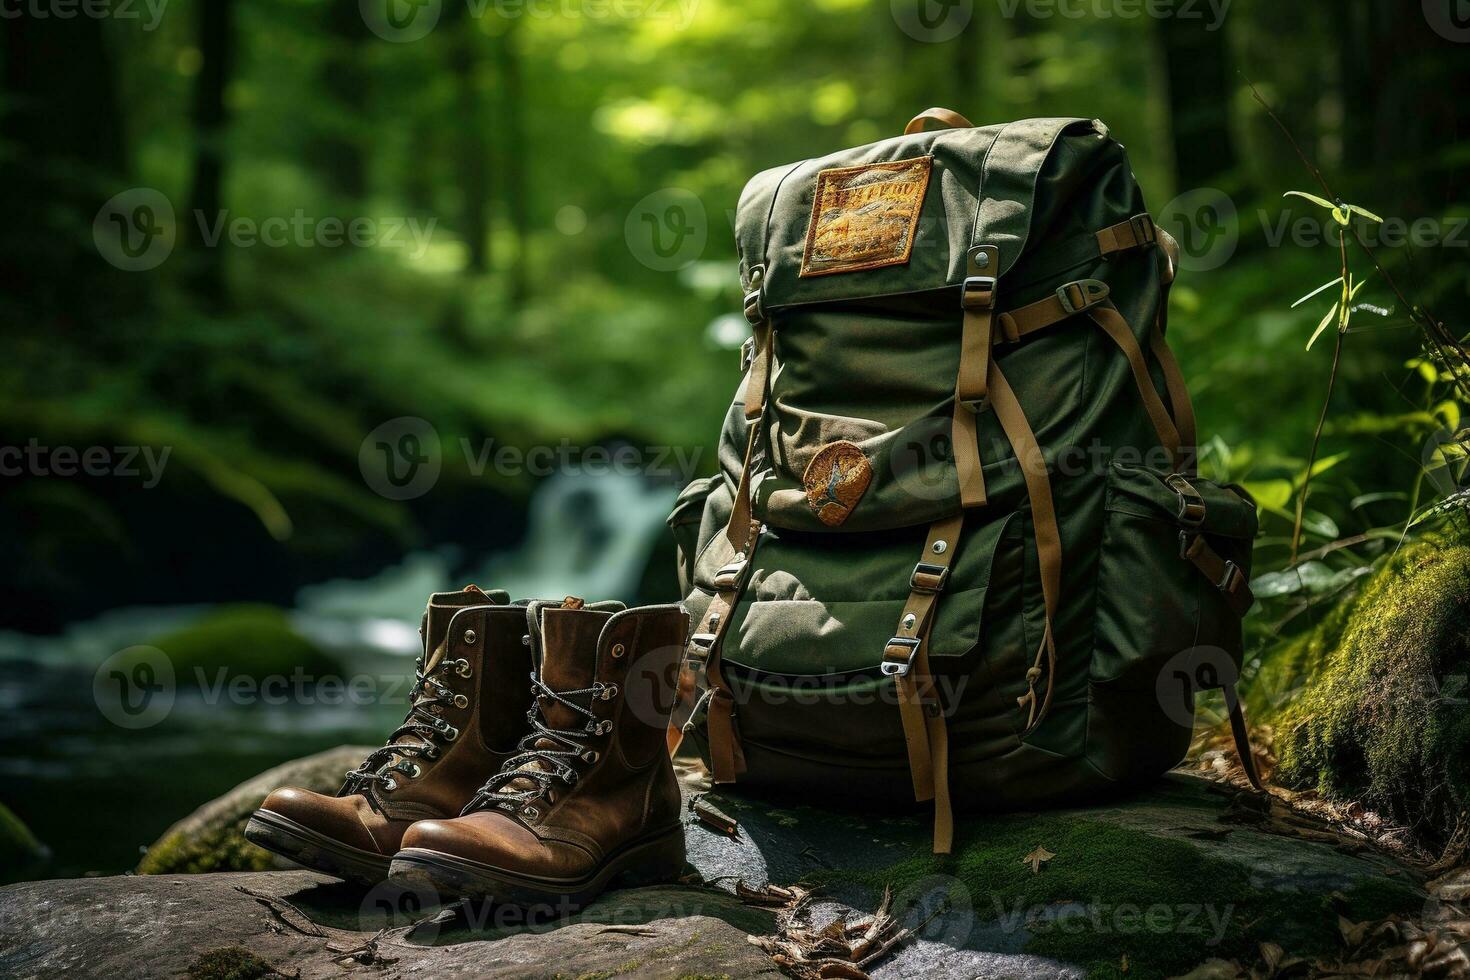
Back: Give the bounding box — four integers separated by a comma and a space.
314, 0, 371, 199
185, 0, 235, 307
498, 20, 529, 303
448, 8, 491, 275
1158, 14, 1241, 192
0, 14, 132, 321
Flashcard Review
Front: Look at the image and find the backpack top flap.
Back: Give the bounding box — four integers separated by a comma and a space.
735, 117, 1107, 307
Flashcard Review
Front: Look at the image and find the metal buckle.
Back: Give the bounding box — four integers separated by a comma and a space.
1131, 214, 1157, 246
910, 561, 949, 594
743, 265, 766, 325
961, 275, 997, 310
1165, 473, 1207, 528
1056, 278, 1110, 315
740, 337, 754, 373
1218, 561, 1243, 595
712, 553, 749, 591
881, 636, 921, 677
687, 633, 715, 662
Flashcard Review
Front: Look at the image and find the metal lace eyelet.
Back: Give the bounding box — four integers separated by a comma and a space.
464, 629, 477, 645
610, 643, 626, 659
403, 763, 421, 778
453, 694, 469, 709
425, 747, 440, 761
581, 749, 600, 763
383, 777, 398, 792
594, 720, 613, 735
600, 684, 618, 701
523, 806, 539, 820
444, 726, 459, 741
521, 634, 531, 647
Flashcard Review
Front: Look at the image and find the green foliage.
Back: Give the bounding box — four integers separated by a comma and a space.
141, 604, 341, 679
137, 818, 274, 876
0, 802, 49, 885
1261, 540, 1470, 844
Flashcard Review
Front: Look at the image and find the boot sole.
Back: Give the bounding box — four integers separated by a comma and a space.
244, 809, 391, 886
389, 824, 686, 911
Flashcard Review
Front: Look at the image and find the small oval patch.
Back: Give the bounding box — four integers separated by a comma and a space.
802, 441, 873, 527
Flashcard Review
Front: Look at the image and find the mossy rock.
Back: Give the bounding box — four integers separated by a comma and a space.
187, 947, 279, 980
1251, 540, 1470, 847
138, 744, 374, 874
0, 802, 50, 885
139, 603, 342, 680
686, 774, 1422, 980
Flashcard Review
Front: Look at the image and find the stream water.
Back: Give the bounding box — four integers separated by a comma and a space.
0, 471, 677, 878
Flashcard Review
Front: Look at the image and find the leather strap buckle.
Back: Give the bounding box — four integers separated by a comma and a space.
712, 553, 750, 591
1218, 560, 1244, 596
1166, 473, 1206, 528
1056, 278, 1110, 315
743, 265, 766, 325
961, 275, 997, 310
687, 633, 715, 664
910, 561, 950, 594
1131, 214, 1157, 246
881, 636, 921, 677
739, 337, 754, 373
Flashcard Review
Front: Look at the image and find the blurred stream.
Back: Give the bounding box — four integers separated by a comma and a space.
0, 470, 677, 879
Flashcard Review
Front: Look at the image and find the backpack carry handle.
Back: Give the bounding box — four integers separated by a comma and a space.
904, 107, 974, 135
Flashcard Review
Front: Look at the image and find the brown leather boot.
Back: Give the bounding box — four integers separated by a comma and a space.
245, 587, 552, 884
389, 601, 689, 909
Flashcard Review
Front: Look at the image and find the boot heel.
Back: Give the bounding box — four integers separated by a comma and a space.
615, 828, 688, 887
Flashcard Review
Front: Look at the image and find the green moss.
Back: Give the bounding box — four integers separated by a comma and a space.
141, 603, 341, 680
828, 811, 1418, 980
137, 819, 273, 875
187, 947, 278, 980
1260, 541, 1470, 845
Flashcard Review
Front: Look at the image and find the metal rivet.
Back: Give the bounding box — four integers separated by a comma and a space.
902, 613, 917, 631
972, 248, 991, 268
523, 806, 538, 820
611, 643, 626, 659
582, 749, 600, 764
932, 540, 948, 555
463, 629, 477, 644
521, 634, 531, 647
453, 694, 469, 709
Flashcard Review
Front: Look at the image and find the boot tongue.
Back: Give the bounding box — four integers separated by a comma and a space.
423, 585, 507, 671
537, 602, 614, 732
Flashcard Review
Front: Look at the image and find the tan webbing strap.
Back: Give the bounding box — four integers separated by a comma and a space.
881, 513, 964, 853
904, 107, 974, 135
668, 270, 774, 779
1224, 683, 1267, 793
1181, 533, 1254, 618
1096, 214, 1157, 257
1149, 326, 1198, 468
988, 363, 1063, 729
1088, 305, 1182, 468
953, 246, 998, 508
996, 279, 1111, 345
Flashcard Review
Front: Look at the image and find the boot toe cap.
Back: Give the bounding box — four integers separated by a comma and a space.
258, 787, 383, 854
401, 811, 546, 869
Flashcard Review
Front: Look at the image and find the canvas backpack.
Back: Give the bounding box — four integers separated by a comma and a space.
665, 109, 1263, 852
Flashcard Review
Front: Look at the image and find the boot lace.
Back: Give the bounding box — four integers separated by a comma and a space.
342, 652, 471, 798
463, 673, 613, 813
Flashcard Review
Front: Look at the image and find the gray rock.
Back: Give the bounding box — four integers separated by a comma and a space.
136, 744, 375, 874
0, 870, 782, 979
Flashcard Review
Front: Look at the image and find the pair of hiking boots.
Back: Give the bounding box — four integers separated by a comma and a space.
242, 588, 690, 910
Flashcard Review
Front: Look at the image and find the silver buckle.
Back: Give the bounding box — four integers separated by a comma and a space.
1166, 473, 1207, 527
910, 561, 949, 594
881, 637, 921, 677
1131, 214, 1157, 245
1218, 561, 1243, 595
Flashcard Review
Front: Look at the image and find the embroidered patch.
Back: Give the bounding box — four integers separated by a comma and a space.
802, 441, 874, 527
800, 156, 933, 278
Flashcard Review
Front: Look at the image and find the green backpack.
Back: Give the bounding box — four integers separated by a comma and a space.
666, 110, 1262, 852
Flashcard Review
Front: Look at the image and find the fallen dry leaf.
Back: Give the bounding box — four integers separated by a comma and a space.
1022, 846, 1055, 874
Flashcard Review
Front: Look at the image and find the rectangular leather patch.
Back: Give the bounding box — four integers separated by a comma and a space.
800, 155, 932, 278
